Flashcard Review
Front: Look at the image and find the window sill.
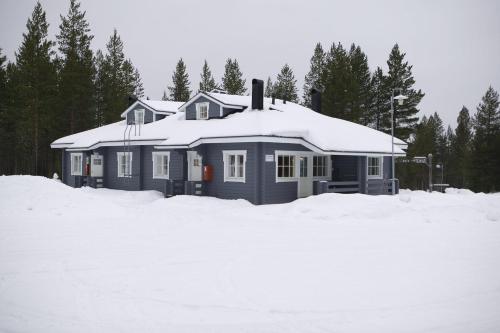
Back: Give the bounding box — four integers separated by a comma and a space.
153, 175, 169, 180
224, 178, 245, 183
276, 177, 298, 183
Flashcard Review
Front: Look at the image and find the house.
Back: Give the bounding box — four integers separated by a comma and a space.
51, 79, 407, 204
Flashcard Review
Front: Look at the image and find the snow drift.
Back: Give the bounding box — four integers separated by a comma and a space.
1, 176, 500, 332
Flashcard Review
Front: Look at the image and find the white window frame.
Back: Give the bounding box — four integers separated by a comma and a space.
134, 109, 145, 125
223, 150, 246, 183
275, 150, 300, 182
312, 155, 330, 180
367, 156, 383, 179
196, 102, 209, 120
152, 151, 170, 179
117, 152, 133, 178
70, 153, 83, 176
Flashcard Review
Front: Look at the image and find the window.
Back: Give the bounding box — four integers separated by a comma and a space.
313, 156, 328, 177
70, 153, 83, 176
276, 154, 296, 181
117, 152, 132, 177
196, 102, 209, 120
135, 109, 145, 125
152, 152, 170, 179
367, 156, 383, 179
223, 150, 246, 182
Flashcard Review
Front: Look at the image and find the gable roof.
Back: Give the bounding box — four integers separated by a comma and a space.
178, 91, 246, 111
52, 92, 407, 156
120, 99, 184, 117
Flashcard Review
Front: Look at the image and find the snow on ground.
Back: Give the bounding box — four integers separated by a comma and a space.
1, 176, 500, 332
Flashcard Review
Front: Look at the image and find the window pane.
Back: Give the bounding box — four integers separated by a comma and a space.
163, 156, 168, 176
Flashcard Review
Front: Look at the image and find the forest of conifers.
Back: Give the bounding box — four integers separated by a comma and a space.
1, 1, 499, 192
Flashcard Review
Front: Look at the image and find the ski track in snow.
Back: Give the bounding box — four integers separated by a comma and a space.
1, 176, 500, 332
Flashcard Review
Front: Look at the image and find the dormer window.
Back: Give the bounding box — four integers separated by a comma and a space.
196, 102, 209, 120
135, 109, 145, 125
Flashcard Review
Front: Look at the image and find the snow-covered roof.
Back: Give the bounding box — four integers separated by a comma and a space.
52, 92, 407, 156
120, 99, 184, 117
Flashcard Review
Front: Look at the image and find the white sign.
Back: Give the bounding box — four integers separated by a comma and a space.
265, 154, 274, 162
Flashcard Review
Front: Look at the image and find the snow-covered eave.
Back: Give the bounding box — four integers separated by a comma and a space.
154, 135, 407, 157
120, 100, 177, 118
178, 91, 246, 112
56, 138, 168, 152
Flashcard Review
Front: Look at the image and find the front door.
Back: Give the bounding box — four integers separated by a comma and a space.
187, 151, 202, 181
90, 154, 103, 177
297, 154, 313, 198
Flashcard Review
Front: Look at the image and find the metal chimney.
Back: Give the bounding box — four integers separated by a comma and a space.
251, 79, 264, 110
311, 88, 321, 113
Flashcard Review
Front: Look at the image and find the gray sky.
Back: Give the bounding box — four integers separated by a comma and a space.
1, 0, 499, 127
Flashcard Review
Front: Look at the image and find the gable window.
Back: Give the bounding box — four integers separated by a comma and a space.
276, 154, 296, 181
313, 156, 328, 178
70, 153, 83, 176
196, 102, 209, 120
117, 152, 132, 177
135, 109, 145, 125
367, 156, 383, 179
223, 150, 246, 182
152, 152, 170, 179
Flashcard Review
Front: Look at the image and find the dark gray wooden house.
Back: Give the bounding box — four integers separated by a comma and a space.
51, 80, 407, 204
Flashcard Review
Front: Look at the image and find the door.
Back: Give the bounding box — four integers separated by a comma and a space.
90, 154, 103, 177
297, 154, 313, 198
187, 151, 202, 181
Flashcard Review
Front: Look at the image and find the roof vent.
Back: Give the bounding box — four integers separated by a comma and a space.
251, 79, 264, 110
311, 88, 321, 113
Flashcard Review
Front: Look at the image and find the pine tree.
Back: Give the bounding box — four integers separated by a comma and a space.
384, 44, 424, 141
303, 42, 326, 107
167, 58, 191, 101
57, 0, 95, 133
14, 2, 58, 175
322, 42, 352, 120
199, 60, 217, 92
264, 77, 274, 98
449, 106, 472, 187
470, 86, 500, 192
349, 44, 372, 125
274, 64, 298, 103
222, 58, 246, 95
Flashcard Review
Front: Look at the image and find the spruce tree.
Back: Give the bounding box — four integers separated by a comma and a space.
303, 42, 326, 107
222, 58, 246, 95
274, 64, 299, 103
369, 67, 390, 131
14, 1, 58, 175
322, 42, 352, 120
470, 86, 500, 192
0, 49, 10, 173
167, 58, 191, 101
199, 60, 217, 92
385, 44, 424, 141
349, 44, 372, 125
449, 106, 472, 187
161, 90, 169, 101
264, 77, 274, 98
57, 0, 95, 133
94, 49, 105, 126
97, 29, 143, 124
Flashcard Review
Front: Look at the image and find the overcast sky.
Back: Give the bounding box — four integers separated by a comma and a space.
1, 0, 499, 127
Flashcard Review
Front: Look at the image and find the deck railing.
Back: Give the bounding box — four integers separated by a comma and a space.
315, 179, 399, 195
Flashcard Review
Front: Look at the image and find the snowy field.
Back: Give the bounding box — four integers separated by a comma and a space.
1, 176, 500, 333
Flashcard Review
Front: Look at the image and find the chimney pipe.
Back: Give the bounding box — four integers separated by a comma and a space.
251, 79, 264, 110
311, 88, 321, 113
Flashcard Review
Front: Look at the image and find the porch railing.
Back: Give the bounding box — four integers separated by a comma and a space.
315, 181, 360, 194
315, 179, 399, 195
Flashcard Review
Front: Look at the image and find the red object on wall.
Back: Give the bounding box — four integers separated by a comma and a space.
85, 163, 90, 176
203, 165, 213, 182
